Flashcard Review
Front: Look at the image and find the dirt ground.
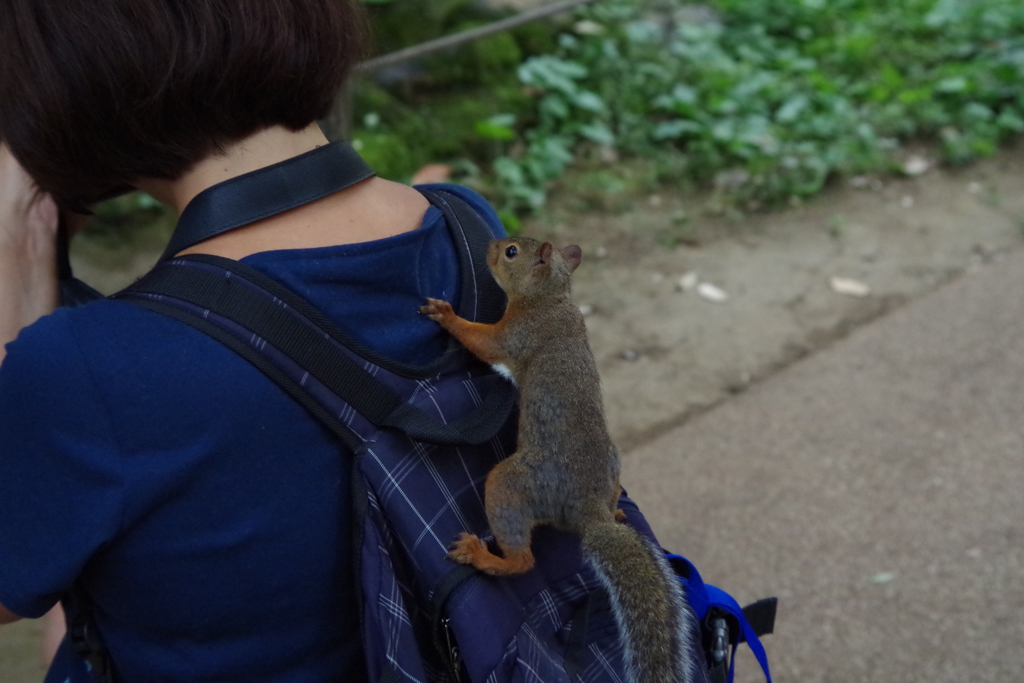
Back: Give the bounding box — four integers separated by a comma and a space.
3, 143, 1024, 680
530, 143, 1024, 450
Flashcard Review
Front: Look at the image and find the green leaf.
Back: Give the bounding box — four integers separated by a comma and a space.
925, 0, 966, 28
498, 209, 522, 235
540, 94, 570, 120
136, 193, 160, 210
475, 114, 517, 141
493, 156, 525, 186
572, 91, 606, 113
936, 76, 969, 93
776, 95, 810, 123
652, 119, 703, 140
517, 56, 588, 94
579, 122, 616, 146
997, 109, 1024, 131
964, 102, 994, 121
671, 84, 699, 106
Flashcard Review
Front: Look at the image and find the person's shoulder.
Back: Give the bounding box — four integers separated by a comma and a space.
17, 296, 162, 338
414, 183, 509, 239
2, 304, 88, 376
0, 304, 116, 441
1, 297, 186, 382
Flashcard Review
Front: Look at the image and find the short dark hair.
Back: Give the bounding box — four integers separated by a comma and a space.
0, 0, 368, 207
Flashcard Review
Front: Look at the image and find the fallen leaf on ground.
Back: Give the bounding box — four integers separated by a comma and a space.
698, 282, 729, 302
829, 276, 871, 297
903, 156, 930, 176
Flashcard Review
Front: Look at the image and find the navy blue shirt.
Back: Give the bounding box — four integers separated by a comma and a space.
0, 182, 505, 682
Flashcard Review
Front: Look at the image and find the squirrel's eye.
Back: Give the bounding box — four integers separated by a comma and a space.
504, 245, 518, 259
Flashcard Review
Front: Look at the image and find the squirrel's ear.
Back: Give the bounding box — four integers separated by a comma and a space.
538, 242, 554, 264
560, 245, 582, 273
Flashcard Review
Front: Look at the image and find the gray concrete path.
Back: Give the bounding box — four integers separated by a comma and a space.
623, 246, 1024, 682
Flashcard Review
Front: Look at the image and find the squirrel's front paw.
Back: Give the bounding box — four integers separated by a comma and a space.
419, 297, 454, 322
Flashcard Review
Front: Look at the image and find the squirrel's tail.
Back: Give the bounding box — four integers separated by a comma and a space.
581, 521, 697, 683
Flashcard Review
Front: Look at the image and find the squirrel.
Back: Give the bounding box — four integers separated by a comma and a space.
420, 237, 697, 683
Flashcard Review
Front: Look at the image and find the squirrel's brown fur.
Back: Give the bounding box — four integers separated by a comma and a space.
420, 237, 696, 683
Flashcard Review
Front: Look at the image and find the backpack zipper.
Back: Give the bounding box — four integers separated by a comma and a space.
431, 565, 477, 682
441, 616, 463, 681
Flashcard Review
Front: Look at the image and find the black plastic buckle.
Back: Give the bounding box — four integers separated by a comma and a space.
703, 610, 732, 683
709, 617, 729, 666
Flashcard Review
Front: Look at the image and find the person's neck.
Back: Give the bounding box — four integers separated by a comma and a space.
135, 122, 429, 261
137, 123, 329, 214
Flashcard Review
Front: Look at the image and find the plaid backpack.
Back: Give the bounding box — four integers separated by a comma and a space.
57, 145, 775, 683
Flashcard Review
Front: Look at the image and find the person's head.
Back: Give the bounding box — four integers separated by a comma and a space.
0, 0, 368, 210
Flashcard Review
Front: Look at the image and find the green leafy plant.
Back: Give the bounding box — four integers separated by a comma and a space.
476, 0, 1024, 212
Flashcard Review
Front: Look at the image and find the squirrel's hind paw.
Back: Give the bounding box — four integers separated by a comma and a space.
448, 533, 536, 575
448, 532, 488, 565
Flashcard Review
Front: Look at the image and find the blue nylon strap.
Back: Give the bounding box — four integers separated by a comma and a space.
704, 584, 773, 683
666, 554, 773, 683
